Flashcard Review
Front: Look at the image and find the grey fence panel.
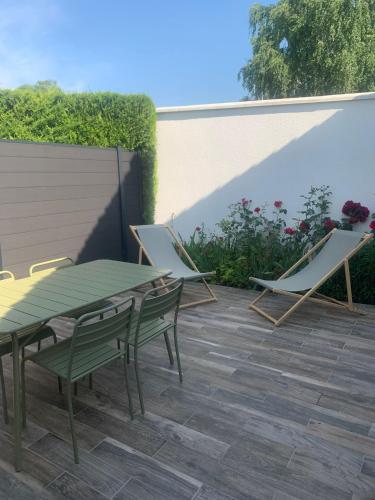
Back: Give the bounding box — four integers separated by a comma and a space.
117, 148, 144, 262
0, 140, 144, 277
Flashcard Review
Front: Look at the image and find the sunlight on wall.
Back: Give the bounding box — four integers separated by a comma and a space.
156, 93, 375, 237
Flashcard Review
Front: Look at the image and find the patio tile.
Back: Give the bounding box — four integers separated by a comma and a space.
154, 440, 275, 500
0, 431, 62, 487
0, 462, 53, 499
30, 434, 127, 497
92, 437, 201, 500
1, 284, 375, 499
46, 471, 108, 500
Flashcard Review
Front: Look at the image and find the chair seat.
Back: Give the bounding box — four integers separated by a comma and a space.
118, 311, 173, 347
26, 338, 121, 381
0, 326, 55, 357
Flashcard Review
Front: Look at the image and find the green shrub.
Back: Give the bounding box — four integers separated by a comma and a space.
0, 82, 156, 222
184, 186, 375, 304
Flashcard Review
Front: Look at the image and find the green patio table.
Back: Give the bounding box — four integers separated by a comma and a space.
0, 259, 171, 471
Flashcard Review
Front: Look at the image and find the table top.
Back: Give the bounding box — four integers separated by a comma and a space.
0, 260, 170, 335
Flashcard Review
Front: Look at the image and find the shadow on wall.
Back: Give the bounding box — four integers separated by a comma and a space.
168, 99, 375, 237
77, 152, 144, 265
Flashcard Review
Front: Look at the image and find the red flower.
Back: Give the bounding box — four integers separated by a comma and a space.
370, 221, 375, 230
299, 221, 310, 233
284, 227, 296, 235
254, 207, 261, 213
324, 218, 337, 232
195, 226, 201, 232
241, 197, 249, 207
342, 200, 369, 223
274, 200, 282, 209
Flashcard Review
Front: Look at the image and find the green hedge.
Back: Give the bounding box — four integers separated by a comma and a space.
0, 83, 156, 222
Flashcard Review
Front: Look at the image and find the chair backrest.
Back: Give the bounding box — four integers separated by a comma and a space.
0, 270, 15, 282
280, 229, 370, 291
133, 225, 193, 274
68, 297, 135, 380
136, 279, 184, 337
300, 229, 366, 278
29, 257, 74, 276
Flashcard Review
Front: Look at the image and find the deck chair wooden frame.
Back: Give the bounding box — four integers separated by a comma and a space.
129, 224, 217, 309
249, 229, 373, 327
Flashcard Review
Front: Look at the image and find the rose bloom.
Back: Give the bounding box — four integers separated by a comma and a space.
284, 227, 296, 235
342, 200, 370, 223
195, 226, 201, 232
299, 221, 310, 232
254, 207, 261, 213
241, 197, 249, 207
324, 219, 336, 231
274, 200, 282, 209
370, 221, 375, 230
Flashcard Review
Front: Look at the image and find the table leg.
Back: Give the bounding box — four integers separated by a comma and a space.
12, 333, 22, 471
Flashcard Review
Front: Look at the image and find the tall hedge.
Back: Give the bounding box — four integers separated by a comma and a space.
0, 85, 156, 222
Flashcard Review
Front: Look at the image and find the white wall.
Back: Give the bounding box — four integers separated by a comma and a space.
155, 93, 375, 238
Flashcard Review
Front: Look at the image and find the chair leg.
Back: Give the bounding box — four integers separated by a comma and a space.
37, 341, 41, 352
67, 383, 79, 464
134, 348, 145, 415
117, 339, 121, 351
0, 358, 9, 425
52, 332, 63, 394
173, 325, 183, 383
122, 346, 134, 420
164, 332, 174, 365
127, 348, 130, 364
21, 359, 27, 428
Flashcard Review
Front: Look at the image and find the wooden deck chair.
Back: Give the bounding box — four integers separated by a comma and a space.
249, 229, 373, 327
130, 224, 217, 308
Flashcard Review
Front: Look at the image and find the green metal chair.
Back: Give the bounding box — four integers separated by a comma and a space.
0, 270, 60, 424
22, 297, 135, 464
117, 279, 184, 415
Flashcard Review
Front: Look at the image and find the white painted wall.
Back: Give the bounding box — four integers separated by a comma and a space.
155, 93, 375, 238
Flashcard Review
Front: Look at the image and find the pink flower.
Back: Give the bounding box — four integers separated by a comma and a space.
195, 226, 201, 232
370, 221, 375, 231
284, 227, 296, 235
342, 200, 369, 223
254, 207, 261, 213
299, 221, 310, 233
241, 197, 249, 207
274, 200, 282, 209
324, 218, 337, 232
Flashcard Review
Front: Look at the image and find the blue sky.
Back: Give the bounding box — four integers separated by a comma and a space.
0, 0, 270, 107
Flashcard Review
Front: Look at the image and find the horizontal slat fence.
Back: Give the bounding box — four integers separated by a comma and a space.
0, 140, 144, 277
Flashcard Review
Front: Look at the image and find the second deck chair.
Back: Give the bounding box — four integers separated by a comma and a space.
130, 224, 217, 308
249, 228, 372, 326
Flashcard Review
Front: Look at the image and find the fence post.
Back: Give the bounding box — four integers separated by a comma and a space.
116, 146, 128, 261
116, 146, 145, 262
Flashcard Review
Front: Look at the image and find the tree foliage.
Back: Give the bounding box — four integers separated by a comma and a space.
0, 84, 156, 222
239, 0, 375, 99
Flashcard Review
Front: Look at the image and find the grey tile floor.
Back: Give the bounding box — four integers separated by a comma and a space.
1, 285, 375, 499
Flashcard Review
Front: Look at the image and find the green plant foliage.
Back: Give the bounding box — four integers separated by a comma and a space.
239, 0, 375, 99
0, 82, 156, 222
184, 186, 375, 304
